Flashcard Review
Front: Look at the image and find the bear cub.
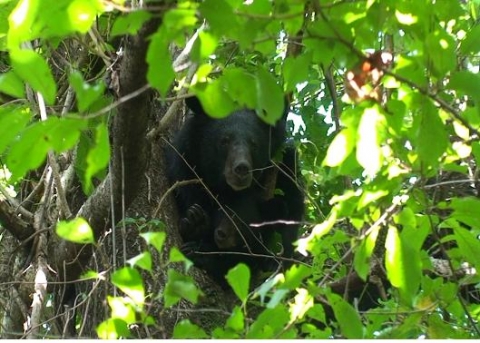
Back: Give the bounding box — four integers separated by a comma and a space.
166, 96, 304, 284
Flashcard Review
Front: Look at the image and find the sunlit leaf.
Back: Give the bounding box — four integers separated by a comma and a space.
107, 296, 136, 324
289, 288, 313, 323
191, 31, 218, 61
127, 252, 152, 272
56, 217, 95, 244
225, 306, 244, 332
82, 122, 110, 195
226, 263, 250, 303
111, 267, 145, 305
10, 49, 57, 104
168, 247, 194, 271
193, 80, 238, 118
323, 128, 356, 167
356, 106, 385, 176
140, 231, 166, 253
96, 318, 130, 339
147, 29, 175, 97
385, 226, 421, 306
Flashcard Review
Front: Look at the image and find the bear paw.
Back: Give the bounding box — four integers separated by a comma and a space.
179, 204, 211, 240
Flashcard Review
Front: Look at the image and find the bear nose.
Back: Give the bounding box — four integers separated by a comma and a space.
234, 162, 250, 177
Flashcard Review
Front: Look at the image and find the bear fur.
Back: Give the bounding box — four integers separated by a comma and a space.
165, 96, 304, 283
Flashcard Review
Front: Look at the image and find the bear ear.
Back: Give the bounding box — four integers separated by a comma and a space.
185, 95, 207, 117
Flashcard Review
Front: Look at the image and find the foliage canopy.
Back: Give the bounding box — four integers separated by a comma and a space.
0, 0, 480, 339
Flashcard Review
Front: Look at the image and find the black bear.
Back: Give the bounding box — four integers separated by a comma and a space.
165, 96, 304, 283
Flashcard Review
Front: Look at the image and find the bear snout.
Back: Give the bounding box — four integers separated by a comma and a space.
233, 161, 250, 177
225, 146, 253, 190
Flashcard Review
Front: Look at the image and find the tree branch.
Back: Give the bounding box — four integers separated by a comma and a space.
51, 16, 163, 283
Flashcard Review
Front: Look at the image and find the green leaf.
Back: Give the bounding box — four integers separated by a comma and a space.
283, 53, 312, 93
8, 0, 102, 47
453, 226, 480, 269
356, 106, 385, 176
282, 264, 312, 290
354, 226, 380, 281
255, 66, 285, 125
7, 0, 39, 48
460, 24, 480, 55
449, 196, 480, 229
253, 273, 283, 305
140, 231, 166, 253
173, 320, 208, 339
0, 71, 25, 98
10, 49, 57, 104
323, 128, 356, 167
107, 296, 136, 324
7, 117, 86, 182
325, 292, 363, 338
66, 0, 101, 33
385, 226, 421, 306
267, 288, 289, 308
111, 267, 145, 305
193, 80, 238, 118
425, 28, 456, 77
111, 10, 152, 37
96, 318, 130, 339
191, 31, 218, 61
80, 270, 100, 280
82, 122, 110, 194
449, 71, 480, 104
358, 189, 389, 209
164, 269, 203, 307
147, 29, 175, 97
246, 306, 290, 339
225, 306, 244, 332
68, 71, 106, 112
222, 68, 257, 109
56, 217, 95, 244
226, 263, 250, 303
168, 247, 193, 271
414, 99, 448, 169
394, 209, 429, 252
427, 313, 464, 339
127, 252, 152, 272
199, 0, 239, 38
0, 106, 30, 155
